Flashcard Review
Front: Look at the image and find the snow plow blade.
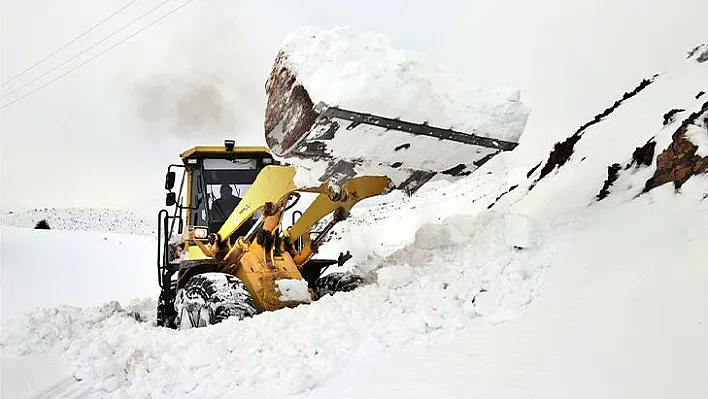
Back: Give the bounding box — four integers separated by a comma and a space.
264, 27, 529, 193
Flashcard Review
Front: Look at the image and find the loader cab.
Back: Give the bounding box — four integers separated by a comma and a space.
161, 140, 277, 247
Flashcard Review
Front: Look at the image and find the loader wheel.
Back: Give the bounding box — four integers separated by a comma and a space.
313, 272, 364, 299
174, 272, 256, 329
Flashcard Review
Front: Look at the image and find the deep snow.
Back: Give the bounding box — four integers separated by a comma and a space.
302, 181, 708, 399
0, 196, 552, 398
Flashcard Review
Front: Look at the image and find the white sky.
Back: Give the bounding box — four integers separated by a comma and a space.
1, 0, 706, 219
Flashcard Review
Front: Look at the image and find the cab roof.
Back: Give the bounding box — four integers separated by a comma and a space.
180, 144, 272, 161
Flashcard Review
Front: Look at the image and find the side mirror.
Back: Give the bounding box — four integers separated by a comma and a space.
166, 192, 176, 206
165, 171, 176, 190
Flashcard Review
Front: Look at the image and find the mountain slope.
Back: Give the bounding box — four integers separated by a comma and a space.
300, 42, 708, 399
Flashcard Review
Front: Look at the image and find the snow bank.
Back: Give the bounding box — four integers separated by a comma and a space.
278, 26, 529, 141
0, 208, 551, 398
0, 207, 155, 236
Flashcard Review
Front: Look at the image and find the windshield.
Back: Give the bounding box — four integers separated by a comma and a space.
191, 158, 260, 233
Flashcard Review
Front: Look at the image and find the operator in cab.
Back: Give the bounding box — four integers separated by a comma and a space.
213, 184, 241, 219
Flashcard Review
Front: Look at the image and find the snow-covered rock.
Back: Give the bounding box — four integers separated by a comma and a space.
264, 26, 531, 191
272, 25, 529, 141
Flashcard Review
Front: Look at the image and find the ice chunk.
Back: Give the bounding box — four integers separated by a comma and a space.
275, 279, 312, 303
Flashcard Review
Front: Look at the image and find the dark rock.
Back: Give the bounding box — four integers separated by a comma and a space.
627, 140, 656, 169
526, 161, 542, 178
487, 184, 518, 209
597, 163, 622, 200
34, 219, 51, 229
663, 109, 685, 125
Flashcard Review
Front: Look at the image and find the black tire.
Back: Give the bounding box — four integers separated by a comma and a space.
174, 272, 256, 329
156, 290, 177, 328
313, 272, 365, 299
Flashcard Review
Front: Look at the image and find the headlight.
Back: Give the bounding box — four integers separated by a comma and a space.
193, 227, 208, 239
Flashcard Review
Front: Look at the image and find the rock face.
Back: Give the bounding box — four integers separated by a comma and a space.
644, 101, 708, 192
264, 51, 317, 156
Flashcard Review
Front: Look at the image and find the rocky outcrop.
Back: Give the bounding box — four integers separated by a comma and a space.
643, 101, 708, 192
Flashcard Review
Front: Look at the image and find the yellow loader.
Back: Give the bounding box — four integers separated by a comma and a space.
156, 141, 393, 328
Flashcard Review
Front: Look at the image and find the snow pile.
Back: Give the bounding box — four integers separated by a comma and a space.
1, 299, 154, 356
0, 207, 155, 236
278, 26, 529, 140
316, 167, 526, 272
0, 208, 551, 398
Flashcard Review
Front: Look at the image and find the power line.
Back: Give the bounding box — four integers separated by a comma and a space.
0, 0, 197, 110
1, 0, 142, 87
2, 0, 175, 100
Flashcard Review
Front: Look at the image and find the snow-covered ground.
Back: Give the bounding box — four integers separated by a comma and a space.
302, 181, 708, 399
1, 32, 706, 399
0, 207, 155, 236
0, 227, 157, 322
